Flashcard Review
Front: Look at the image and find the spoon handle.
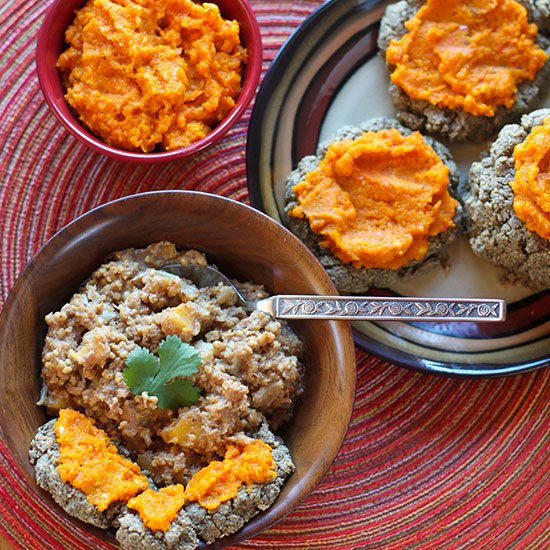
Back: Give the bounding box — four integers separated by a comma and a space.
256, 296, 506, 322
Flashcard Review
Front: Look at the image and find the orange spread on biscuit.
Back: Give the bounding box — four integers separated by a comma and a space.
54, 409, 149, 511
57, 0, 246, 152
184, 440, 276, 510
386, 0, 548, 117
289, 129, 457, 270
512, 117, 550, 239
127, 485, 186, 531
54, 410, 279, 525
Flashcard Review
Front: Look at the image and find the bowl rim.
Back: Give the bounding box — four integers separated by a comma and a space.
35, 0, 263, 164
0, 190, 357, 547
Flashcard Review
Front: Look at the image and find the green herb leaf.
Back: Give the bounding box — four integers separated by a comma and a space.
123, 348, 158, 395
154, 378, 202, 410
157, 335, 202, 379
122, 336, 202, 410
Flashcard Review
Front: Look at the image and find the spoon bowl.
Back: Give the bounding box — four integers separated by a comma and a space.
163, 263, 250, 306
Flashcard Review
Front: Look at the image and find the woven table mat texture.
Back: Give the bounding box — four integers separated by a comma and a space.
1, 0, 549, 548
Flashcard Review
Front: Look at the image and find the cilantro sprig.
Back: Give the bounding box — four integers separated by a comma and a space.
123, 335, 201, 409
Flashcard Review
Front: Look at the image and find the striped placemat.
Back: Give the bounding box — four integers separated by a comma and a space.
0, 0, 549, 548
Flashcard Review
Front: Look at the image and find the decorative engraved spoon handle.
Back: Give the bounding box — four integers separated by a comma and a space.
256, 296, 506, 322
160, 265, 506, 323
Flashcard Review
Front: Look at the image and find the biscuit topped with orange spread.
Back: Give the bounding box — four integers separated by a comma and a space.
464, 108, 550, 290
378, 0, 550, 141
512, 115, 550, 240
386, 0, 547, 117
285, 117, 461, 293
288, 128, 458, 271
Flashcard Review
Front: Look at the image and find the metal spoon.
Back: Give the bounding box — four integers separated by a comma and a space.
162, 264, 506, 322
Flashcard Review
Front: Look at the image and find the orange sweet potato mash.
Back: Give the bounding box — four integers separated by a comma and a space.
54, 408, 278, 530
185, 440, 277, 510
512, 117, 550, 240
289, 129, 458, 270
54, 409, 149, 511
57, 0, 247, 152
127, 485, 186, 531
386, 0, 548, 117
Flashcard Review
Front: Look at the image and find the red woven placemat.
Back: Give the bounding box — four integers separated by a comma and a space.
1, 0, 549, 548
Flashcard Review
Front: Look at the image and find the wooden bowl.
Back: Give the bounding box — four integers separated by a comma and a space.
0, 191, 356, 548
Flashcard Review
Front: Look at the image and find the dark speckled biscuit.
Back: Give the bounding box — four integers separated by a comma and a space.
284, 117, 462, 293
463, 109, 550, 290
29, 419, 125, 529
116, 508, 199, 550
528, 0, 550, 35
377, 0, 550, 142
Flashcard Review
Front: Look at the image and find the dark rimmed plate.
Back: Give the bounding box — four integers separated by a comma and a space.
246, 0, 550, 377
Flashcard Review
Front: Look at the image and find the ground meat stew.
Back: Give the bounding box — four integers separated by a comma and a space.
34, 241, 303, 545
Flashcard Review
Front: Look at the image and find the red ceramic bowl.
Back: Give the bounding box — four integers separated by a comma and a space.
35, 0, 262, 163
